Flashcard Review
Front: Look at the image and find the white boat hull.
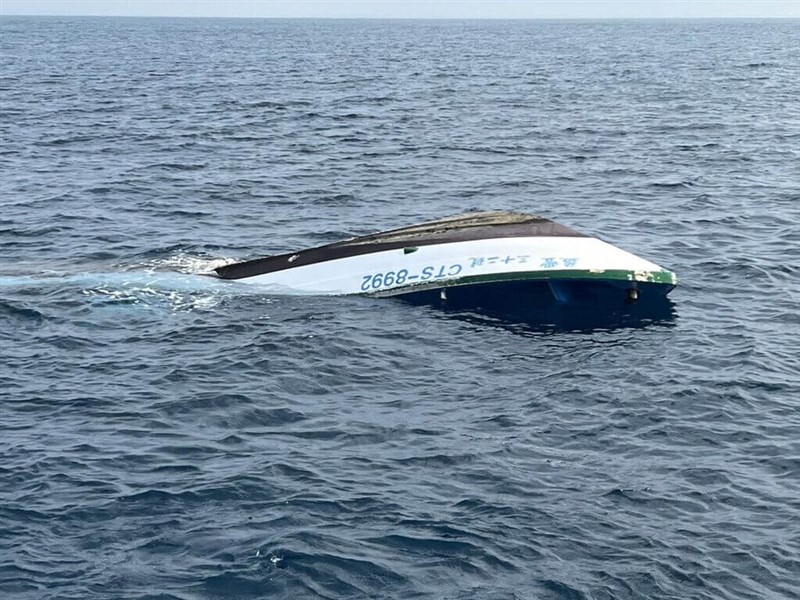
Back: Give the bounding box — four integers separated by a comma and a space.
224, 236, 676, 297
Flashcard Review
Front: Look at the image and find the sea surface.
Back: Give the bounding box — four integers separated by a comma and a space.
1, 16, 799, 600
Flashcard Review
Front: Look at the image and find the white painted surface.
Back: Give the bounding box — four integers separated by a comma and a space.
228, 236, 672, 296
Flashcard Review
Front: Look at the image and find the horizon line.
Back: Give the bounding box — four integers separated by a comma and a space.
2, 13, 799, 20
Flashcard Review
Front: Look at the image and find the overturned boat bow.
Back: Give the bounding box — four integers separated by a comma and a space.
215, 211, 677, 303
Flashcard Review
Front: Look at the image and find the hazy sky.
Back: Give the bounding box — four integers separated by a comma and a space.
1, 0, 798, 19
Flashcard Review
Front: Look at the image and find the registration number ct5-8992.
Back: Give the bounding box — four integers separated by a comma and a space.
360, 264, 464, 291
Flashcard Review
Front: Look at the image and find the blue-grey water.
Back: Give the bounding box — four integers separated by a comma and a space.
1, 16, 799, 599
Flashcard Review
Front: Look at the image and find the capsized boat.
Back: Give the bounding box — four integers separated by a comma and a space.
214, 211, 677, 303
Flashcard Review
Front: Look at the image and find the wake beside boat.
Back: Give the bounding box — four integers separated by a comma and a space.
214, 211, 677, 304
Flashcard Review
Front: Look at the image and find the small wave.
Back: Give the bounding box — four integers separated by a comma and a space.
740, 62, 777, 68
33, 135, 94, 146
246, 100, 288, 109
650, 181, 695, 189
0, 299, 46, 323
311, 193, 358, 205
142, 162, 207, 172
539, 579, 590, 600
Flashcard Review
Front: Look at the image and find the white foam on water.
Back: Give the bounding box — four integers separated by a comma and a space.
0, 249, 346, 316
129, 251, 239, 276
0, 255, 329, 316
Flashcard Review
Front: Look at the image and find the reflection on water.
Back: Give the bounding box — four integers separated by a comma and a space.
398, 279, 678, 334
436, 298, 678, 336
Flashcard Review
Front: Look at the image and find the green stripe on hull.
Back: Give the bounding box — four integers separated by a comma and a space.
458, 268, 678, 286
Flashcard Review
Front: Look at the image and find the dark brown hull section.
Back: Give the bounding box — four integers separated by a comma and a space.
215, 212, 584, 281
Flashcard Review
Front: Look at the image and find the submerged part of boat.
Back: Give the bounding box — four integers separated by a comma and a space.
214, 211, 677, 303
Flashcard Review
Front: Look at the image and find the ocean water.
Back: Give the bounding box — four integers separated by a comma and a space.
1, 16, 799, 599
